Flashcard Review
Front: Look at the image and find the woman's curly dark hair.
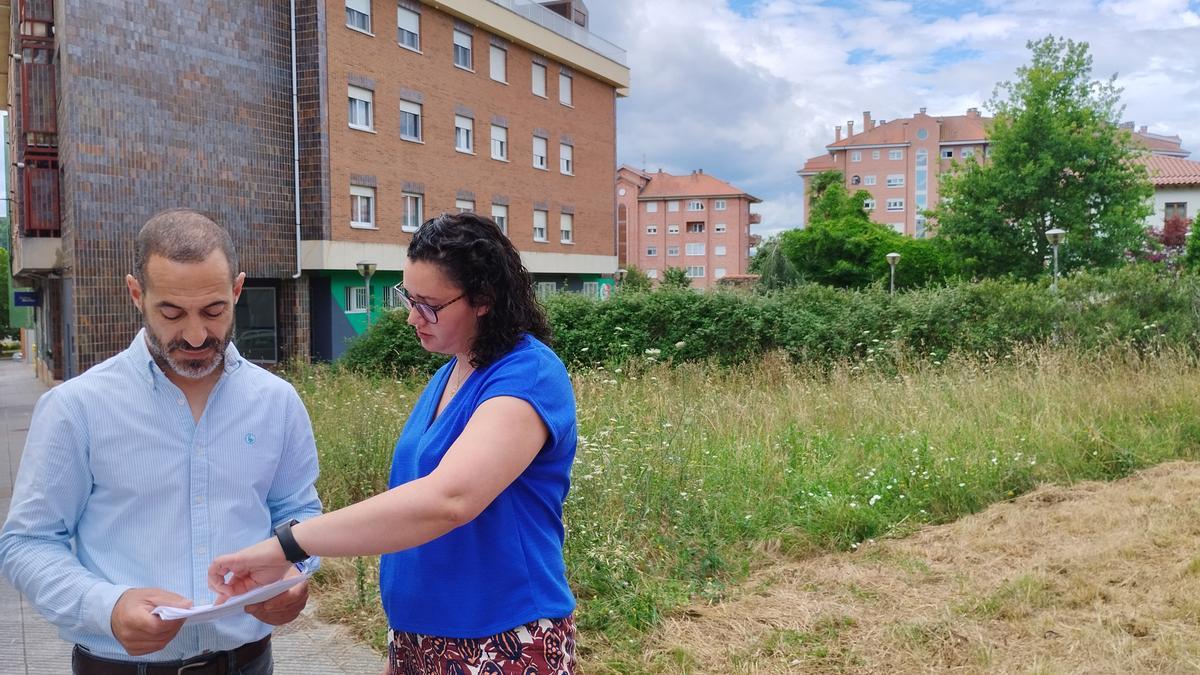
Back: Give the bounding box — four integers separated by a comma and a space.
407, 212, 552, 368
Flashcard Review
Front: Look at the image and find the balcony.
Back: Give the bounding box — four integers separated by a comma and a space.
487, 0, 626, 65
749, 213, 762, 225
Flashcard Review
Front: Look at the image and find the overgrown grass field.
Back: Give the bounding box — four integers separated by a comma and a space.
291, 345, 1200, 669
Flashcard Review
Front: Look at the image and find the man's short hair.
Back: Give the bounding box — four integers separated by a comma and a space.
133, 208, 239, 288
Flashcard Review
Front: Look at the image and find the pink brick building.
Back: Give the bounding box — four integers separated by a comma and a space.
616, 166, 760, 289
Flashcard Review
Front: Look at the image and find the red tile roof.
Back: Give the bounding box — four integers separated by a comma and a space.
826, 112, 991, 149
798, 153, 837, 175
638, 169, 761, 202
1139, 155, 1200, 186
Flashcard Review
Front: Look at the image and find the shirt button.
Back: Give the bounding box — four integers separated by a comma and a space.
194, 495, 204, 505
196, 547, 207, 556
195, 446, 204, 456
176, 398, 185, 405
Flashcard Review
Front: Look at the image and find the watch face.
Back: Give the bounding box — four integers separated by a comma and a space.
618, 187, 627, 196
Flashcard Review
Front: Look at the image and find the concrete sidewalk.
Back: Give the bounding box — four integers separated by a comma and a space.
0, 359, 384, 674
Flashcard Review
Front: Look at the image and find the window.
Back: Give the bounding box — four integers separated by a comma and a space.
491, 125, 507, 160
714, 268, 727, 279
347, 86, 373, 131
647, 269, 659, 279
941, 148, 954, 159
891, 222, 906, 234
667, 224, 680, 234
346, 0, 370, 32
456, 199, 474, 213
887, 174, 904, 187
687, 200, 705, 211
645, 202, 658, 213
961, 148, 975, 158
714, 245, 727, 256
453, 29, 472, 69
888, 149, 903, 160
350, 185, 375, 228
347, 286, 369, 313
686, 222, 705, 233
851, 175, 861, 185
646, 225, 658, 235
667, 245, 680, 256
864, 175, 877, 186
489, 45, 506, 82
402, 192, 422, 231
491, 204, 508, 234
685, 266, 705, 278
667, 201, 680, 212
533, 209, 548, 241
559, 72, 572, 105
582, 281, 599, 298
646, 245, 658, 256
1165, 202, 1188, 220
455, 115, 473, 153
397, 6, 419, 49
872, 150, 880, 160
886, 198, 904, 211
400, 100, 422, 141
560, 213, 573, 243
533, 136, 548, 169
685, 242, 705, 256
531, 62, 547, 97
714, 223, 727, 233
384, 284, 405, 309
536, 282, 557, 299
714, 199, 727, 211
850, 151, 862, 162
863, 199, 876, 211
559, 144, 573, 174
235, 287, 278, 363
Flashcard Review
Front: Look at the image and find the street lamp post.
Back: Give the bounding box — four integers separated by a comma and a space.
1045, 228, 1066, 293
356, 261, 377, 327
886, 252, 901, 295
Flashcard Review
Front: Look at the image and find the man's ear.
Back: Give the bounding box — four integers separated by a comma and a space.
231, 272, 246, 303
126, 274, 144, 313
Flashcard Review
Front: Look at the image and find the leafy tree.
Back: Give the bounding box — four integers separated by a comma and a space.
1184, 223, 1200, 273
780, 217, 904, 288
750, 235, 802, 289
618, 265, 653, 293
932, 36, 1153, 279
661, 266, 691, 289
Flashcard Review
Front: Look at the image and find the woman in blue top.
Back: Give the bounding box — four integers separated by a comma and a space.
209, 212, 579, 674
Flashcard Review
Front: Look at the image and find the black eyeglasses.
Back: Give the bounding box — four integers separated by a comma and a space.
393, 284, 464, 324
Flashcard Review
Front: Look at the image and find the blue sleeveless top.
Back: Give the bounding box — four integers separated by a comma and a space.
379, 334, 578, 637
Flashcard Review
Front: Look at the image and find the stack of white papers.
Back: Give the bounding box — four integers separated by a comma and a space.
152, 568, 314, 625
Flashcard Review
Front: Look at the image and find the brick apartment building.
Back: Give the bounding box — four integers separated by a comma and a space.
5, 0, 629, 379
799, 108, 1193, 239
616, 166, 760, 290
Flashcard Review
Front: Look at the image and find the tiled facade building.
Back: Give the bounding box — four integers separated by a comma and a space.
6, 0, 629, 378
616, 166, 760, 290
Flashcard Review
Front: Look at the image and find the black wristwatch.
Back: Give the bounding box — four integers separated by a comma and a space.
273, 518, 310, 563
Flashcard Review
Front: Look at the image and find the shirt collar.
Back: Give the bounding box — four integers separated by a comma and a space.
126, 327, 244, 390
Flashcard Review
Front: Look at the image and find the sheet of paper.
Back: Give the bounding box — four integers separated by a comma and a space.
152, 566, 313, 625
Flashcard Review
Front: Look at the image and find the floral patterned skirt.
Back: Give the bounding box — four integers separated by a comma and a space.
387, 616, 577, 675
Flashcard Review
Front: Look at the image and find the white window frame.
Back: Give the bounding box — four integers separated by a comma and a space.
645, 202, 658, 213
888, 149, 903, 160
667, 245, 680, 256
384, 284, 405, 309
536, 281, 557, 299
961, 147, 976, 158
402, 192, 423, 232
455, 115, 473, 153
533, 209, 548, 242
685, 266, 705, 278
687, 200, 705, 211
531, 62, 547, 97
686, 222, 705, 234
714, 245, 726, 256
346, 0, 371, 33
886, 198, 905, 212
559, 72, 573, 105
872, 150, 880, 160
864, 175, 877, 186
647, 268, 659, 279
667, 224, 680, 234
455, 199, 475, 213
400, 100, 422, 141
667, 200, 680, 212
347, 285, 369, 313
559, 143, 573, 175
646, 245, 658, 256
350, 185, 375, 229
489, 45, 506, 83
491, 203, 508, 234
887, 174, 904, 188
532, 136, 548, 170
714, 223, 727, 233
645, 225, 658, 235
453, 29, 472, 70
891, 222, 906, 234
348, 86, 373, 131
941, 148, 954, 159
491, 125, 508, 161
397, 6, 420, 50
685, 242, 705, 256
863, 199, 876, 211
714, 267, 727, 279
850, 150, 862, 162
714, 199, 727, 211
560, 212, 573, 243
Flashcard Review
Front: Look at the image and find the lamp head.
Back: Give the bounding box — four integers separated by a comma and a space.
886, 252, 901, 266
1045, 228, 1066, 246
356, 261, 377, 278
615, 268, 627, 282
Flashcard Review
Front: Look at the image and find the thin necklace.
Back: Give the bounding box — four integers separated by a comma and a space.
447, 360, 472, 398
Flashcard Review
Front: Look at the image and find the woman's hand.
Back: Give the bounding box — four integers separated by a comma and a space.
207, 537, 292, 603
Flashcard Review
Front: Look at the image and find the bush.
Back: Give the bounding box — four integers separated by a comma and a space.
338, 308, 448, 376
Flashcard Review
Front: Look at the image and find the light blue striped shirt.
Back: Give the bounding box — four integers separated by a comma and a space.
0, 329, 322, 660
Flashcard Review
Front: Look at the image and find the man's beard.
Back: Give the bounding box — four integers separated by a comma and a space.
145, 322, 234, 380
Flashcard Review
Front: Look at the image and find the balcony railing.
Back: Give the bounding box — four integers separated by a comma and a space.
486, 0, 626, 66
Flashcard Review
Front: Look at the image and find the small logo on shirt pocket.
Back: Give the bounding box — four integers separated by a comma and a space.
245, 433, 256, 446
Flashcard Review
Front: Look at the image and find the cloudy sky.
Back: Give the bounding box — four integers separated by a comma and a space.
586, 0, 1200, 237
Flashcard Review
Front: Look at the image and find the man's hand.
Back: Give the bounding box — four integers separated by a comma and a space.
244, 567, 309, 625
110, 587, 191, 656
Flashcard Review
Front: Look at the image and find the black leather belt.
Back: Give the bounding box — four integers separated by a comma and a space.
71, 635, 270, 675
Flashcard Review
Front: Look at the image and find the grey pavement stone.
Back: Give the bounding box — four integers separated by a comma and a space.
0, 361, 385, 674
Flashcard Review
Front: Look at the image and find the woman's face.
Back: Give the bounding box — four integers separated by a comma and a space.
402, 259, 488, 357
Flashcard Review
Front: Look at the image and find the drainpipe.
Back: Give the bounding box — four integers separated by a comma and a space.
290, 0, 302, 279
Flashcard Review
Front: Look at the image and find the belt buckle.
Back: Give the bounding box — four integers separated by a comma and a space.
177, 659, 214, 674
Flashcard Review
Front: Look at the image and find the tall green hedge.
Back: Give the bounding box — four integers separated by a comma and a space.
338, 264, 1200, 375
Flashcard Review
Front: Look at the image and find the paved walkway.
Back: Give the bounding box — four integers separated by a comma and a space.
0, 359, 384, 674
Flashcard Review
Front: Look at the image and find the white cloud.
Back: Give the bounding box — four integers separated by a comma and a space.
589, 1, 1200, 235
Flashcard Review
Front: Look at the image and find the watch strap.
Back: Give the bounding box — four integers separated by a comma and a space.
273, 518, 309, 563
